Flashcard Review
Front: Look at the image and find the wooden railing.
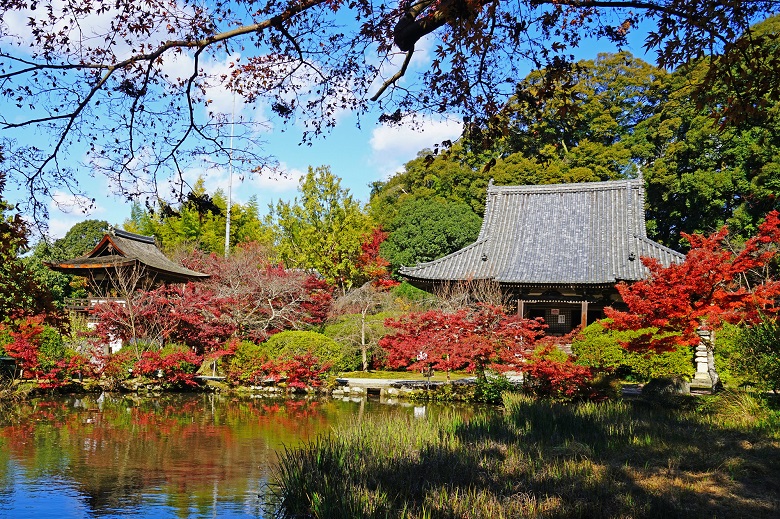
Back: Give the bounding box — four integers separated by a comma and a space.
64, 297, 127, 312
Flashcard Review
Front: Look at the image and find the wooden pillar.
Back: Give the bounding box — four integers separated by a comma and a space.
580, 300, 588, 327
518, 300, 525, 318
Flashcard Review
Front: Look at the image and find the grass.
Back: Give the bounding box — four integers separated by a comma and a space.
271, 390, 780, 518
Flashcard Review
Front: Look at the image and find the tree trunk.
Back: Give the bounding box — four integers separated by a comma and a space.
360, 308, 368, 371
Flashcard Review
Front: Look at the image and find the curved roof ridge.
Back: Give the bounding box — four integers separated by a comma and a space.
487, 178, 641, 196
634, 234, 686, 260
399, 237, 491, 275
111, 227, 156, 245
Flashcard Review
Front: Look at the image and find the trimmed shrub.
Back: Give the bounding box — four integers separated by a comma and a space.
263, 330, 346, 372
225, 341, 269, 386
572, 321, 694, 381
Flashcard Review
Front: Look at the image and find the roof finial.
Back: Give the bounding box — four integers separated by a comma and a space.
488, 178, 494, 187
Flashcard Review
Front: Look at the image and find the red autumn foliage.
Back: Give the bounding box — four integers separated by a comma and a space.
380, 304, 545, 376
606, 210, 780, 352
521, 345, 596, 400
35, 354, 95, 389
183, 243, 333, 342
355, 227, 398, 289
1, 314, 93, 388
2, 315, 45, 376
92, 349, 136, 389
261, 352, 331, 390
133, 348, 203, 387
92, 282, 236, 354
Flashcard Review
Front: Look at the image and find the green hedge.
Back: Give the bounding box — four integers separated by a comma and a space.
263, 330, 348, 372
572, 321, 694, 381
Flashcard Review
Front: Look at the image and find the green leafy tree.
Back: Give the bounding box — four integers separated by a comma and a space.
369, 147, 488, 223
492, 52, 665, 166
380, 197, 481, 274
124, 178, 273, 254
27, 219, 110, 307
269, 166, 373, 292
639, 16, 780, 248
0, 177, 58, 321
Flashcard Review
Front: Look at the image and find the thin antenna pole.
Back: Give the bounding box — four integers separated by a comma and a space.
225, 94, 236, 257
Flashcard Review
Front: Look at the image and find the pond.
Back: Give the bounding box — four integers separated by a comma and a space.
0, 393, 487, 518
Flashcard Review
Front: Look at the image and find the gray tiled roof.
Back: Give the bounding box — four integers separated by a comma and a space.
46, 228, 209, 282
400, 179, 683, 286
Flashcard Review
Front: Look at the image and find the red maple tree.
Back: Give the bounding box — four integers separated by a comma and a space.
606, 210, 780, 353
184, 243, 333, 342
380, 304, 545, 378
355, 227, 398, 289
92, 283, 236, 354
604, 211, 780, 388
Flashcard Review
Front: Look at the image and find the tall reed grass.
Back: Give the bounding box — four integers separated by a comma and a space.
272, 392, 780, 518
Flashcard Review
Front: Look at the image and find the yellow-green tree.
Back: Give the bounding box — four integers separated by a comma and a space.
269, 166, 373, 293
123, 178, 273, 254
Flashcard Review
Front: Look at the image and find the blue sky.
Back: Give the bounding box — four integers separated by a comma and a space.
1, 5, 656, 240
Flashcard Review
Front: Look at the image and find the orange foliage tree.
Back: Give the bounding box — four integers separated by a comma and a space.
606, 211, 780, 386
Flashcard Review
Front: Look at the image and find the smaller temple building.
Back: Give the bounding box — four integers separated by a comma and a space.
400, 178, 684, 334
45, 227, 209, 313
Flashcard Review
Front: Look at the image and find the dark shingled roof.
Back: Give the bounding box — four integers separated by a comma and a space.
45, 228, 209, 283
400, 179, 684, 286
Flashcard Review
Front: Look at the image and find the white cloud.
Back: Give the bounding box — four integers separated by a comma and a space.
368, 117, 463, 179
45, 192, 107, 239
247, 163, 304, 193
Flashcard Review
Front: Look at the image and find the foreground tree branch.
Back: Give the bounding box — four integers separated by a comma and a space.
0, 0, 776, 225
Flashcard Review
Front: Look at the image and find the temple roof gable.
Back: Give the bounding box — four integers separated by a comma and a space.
400, 178, 684, 287
44, 227, 208, 283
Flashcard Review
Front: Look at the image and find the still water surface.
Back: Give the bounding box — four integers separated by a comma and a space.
0, 393, 481, 518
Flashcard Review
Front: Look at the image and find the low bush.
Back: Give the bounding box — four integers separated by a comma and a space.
522, 345, 597, 400
473, 372, 516, 404
572, 321, 694, 381
225, 340, 269, 386
263, 330, 346, 372
94, 349, 136, 390
263, 352, 331, 390
133, 343, 202, 388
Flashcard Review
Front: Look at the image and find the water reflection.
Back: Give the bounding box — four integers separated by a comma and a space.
0, 393, 485, 518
